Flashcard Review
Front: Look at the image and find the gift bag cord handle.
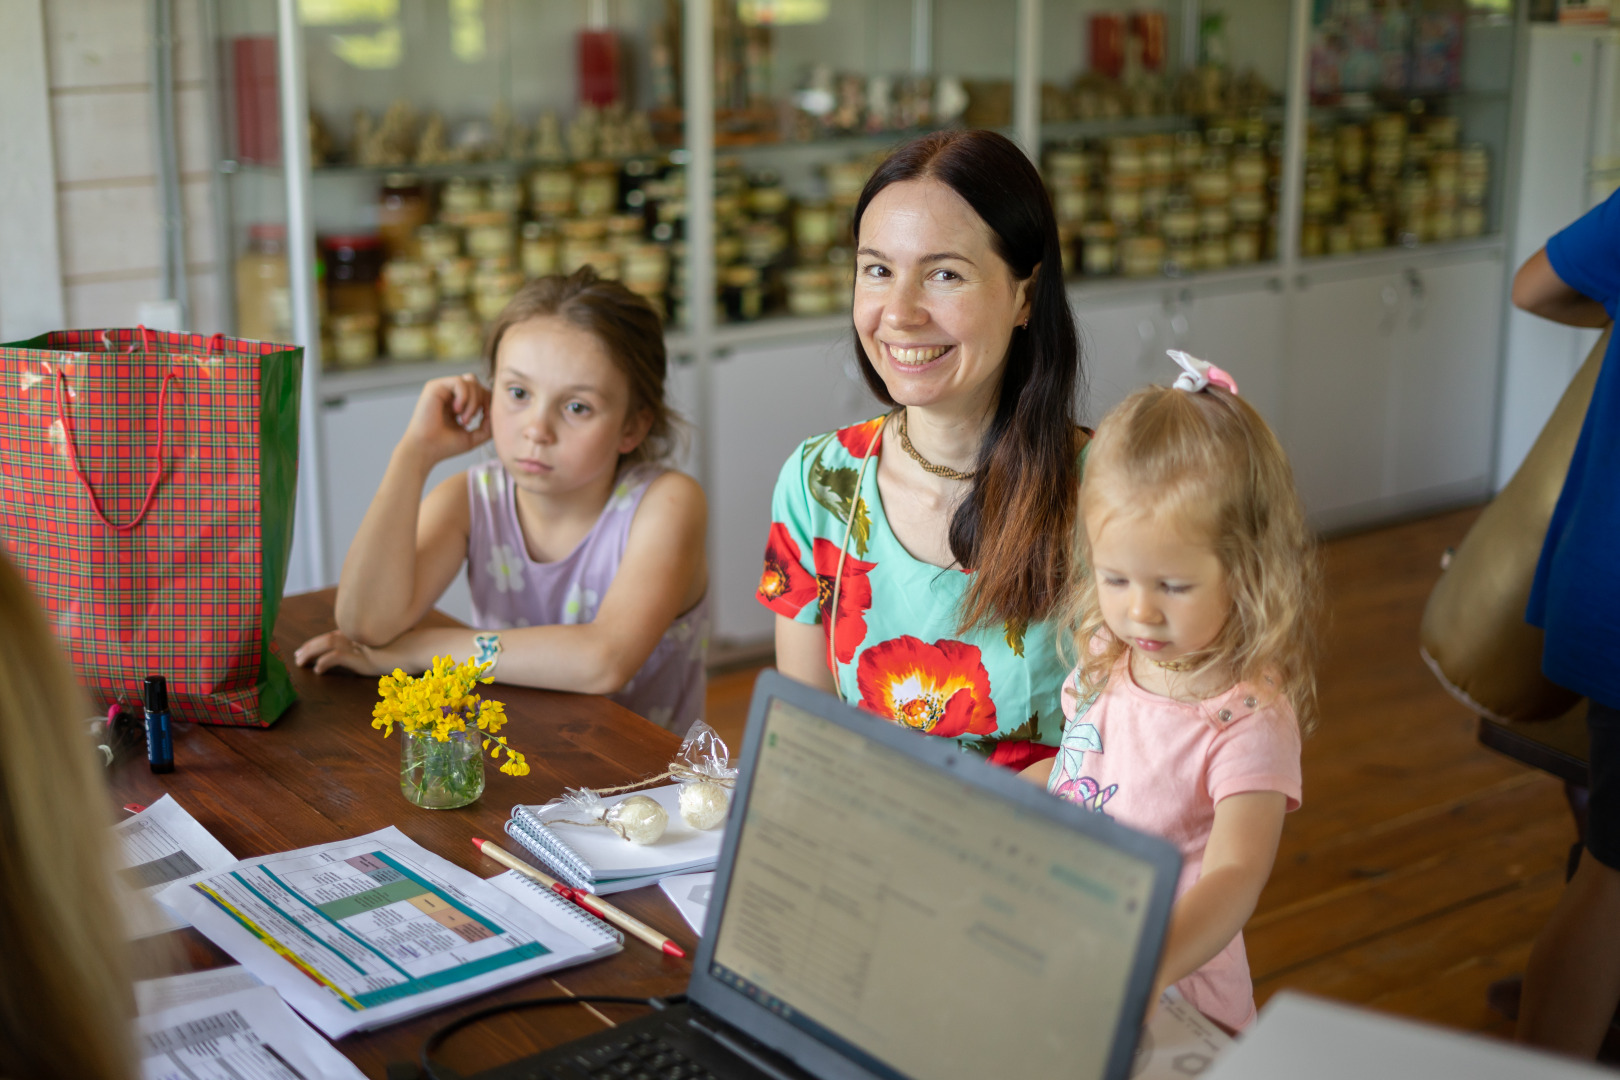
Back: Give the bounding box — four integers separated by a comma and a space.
54, 369, 178, 533
98, 327, 226, 358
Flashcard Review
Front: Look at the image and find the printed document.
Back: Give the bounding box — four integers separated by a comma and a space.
1134, 987, 1232, 1079
139, 984, 364, 1080
136, 966, 262, 1015
157, 826, 605, 1038
114, 794, 237, 937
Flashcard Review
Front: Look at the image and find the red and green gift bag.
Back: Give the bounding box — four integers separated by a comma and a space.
0, 327, 302, 727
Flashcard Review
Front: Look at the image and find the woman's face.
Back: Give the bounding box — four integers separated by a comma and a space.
854, 178, 1034, 418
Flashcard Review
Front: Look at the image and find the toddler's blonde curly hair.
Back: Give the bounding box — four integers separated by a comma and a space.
1066, 383, 1323, 731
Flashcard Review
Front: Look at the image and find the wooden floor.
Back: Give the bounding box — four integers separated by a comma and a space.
703, 506, 1576, 1039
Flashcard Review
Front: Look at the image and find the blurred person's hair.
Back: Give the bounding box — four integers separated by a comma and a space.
0, 551, 138, 1080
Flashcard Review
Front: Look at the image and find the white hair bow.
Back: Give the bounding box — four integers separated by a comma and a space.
1168, 349, 1239, 395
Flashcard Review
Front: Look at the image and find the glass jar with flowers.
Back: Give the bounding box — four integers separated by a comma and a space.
372, 655, 529, 809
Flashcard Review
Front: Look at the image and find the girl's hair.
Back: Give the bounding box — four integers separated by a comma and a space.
0, 553, 138, 1080
1067, 385, 1322, 731
483, 266, 684, 466
851, 129, 1085, 632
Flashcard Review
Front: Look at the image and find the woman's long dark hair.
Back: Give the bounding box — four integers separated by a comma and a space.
851, 129, 1084, 632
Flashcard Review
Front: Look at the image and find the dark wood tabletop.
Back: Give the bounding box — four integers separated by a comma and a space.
106, 589, 697, 1079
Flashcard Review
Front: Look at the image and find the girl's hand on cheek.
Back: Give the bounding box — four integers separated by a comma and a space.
404, 374, 492, 464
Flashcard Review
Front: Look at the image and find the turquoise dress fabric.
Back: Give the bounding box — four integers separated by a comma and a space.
756, 414, 1071, 755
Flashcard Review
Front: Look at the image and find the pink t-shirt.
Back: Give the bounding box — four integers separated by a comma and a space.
1046, 655, 1302, 1031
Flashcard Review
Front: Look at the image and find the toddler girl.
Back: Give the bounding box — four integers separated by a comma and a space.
296, 268, 709, 733
1023, 353, 1320, 1031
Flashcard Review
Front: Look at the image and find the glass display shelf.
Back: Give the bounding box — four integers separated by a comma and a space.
1295, 4, 1515, 259
1036, 0, 1294, 287
213, 0, 689, 376
696, 0, 1020, 327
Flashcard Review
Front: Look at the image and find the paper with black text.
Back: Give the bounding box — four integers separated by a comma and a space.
114, 794, 236, 938
139, 984, 364, 1080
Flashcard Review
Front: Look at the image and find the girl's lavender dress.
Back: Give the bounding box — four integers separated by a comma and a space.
465, 460, 708, 732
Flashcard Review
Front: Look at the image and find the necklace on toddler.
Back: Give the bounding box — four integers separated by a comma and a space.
1148, 654, 1202, 672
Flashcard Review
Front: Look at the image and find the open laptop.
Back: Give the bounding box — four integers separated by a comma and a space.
475, 669, 1181, 1080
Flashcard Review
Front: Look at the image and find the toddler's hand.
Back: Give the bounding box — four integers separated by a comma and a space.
402, 373, 491, 466
294, 630, 395, 677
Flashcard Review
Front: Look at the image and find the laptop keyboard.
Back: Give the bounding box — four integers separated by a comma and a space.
567, 1030, 720, 1080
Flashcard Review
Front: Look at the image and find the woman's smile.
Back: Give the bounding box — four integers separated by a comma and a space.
882, 342, 954, 368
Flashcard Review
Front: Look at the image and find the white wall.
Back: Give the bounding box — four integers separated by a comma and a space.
0, 0, 66, 339
43, 0, 223, 333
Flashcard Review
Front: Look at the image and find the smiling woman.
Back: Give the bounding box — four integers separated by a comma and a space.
757, 130, 1086, 767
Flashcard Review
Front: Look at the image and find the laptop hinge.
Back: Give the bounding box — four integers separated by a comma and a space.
687, 1011, 813, 1080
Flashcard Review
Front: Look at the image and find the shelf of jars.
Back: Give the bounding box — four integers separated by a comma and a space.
1297, 104, 1494, 257
231, 60, 1017, 381
228, 1, 1516, 384
1293, 4, 1512, 259
1030, 0, 1294, 287
267, 139, 890, 379
1040, 67, 1287, 283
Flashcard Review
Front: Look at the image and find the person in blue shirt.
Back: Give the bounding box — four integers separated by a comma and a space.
1513, 187, 1620, 1058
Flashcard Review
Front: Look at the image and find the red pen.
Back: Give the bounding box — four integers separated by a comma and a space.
472, 836, 687, 958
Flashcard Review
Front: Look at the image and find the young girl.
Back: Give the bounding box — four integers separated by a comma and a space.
295, 268, 710, 733
1023, 353, 1320, 1032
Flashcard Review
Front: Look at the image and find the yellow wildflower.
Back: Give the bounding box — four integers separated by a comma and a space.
373, 653, 526, 774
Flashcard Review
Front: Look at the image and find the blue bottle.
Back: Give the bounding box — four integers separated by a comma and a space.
143, 675, 173, 774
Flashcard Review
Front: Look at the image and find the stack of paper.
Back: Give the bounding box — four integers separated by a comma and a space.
505, 784, 725, 894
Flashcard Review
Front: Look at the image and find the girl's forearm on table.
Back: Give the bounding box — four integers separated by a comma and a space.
380, 623, 645, 696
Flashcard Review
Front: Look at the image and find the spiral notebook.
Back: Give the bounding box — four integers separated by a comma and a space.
486, 870, 624, 951
505, 784, 724, 895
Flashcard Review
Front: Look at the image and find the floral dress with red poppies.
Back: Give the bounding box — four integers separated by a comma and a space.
757, 415, 1071, 758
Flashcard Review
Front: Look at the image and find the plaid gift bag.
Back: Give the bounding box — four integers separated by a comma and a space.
0, 327, 302, 726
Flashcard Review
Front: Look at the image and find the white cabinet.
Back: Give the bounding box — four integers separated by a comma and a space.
319, 386, 481, 625
1284, 250, 1504, 531
1172, 282, 1287, 427
708, 333, 879, 645
1070, 275, 1286, 429
1282, 271, 1395, 525
1070, 293, 1165, 424
1388, 256, 1503, 501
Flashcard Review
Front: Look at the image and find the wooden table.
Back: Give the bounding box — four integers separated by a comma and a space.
106, 590, 696, 1079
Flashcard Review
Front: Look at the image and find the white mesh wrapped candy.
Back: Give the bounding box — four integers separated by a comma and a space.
606, 794, 668, 845
537, 787, 668, 845
678, 781, 729, 830
670, 720, 737, 830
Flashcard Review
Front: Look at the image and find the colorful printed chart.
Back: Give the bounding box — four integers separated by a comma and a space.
158, 827, 610, 1037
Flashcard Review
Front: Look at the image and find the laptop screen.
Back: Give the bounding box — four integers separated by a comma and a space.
707, 696, 1159, 1080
